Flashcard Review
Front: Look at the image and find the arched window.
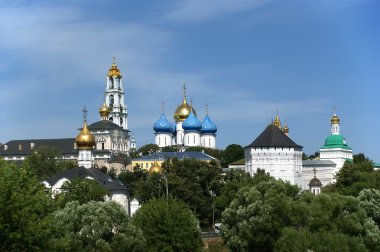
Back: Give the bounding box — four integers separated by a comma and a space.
109, 77, 114, 89
109, 95, 114, 107
101, 143, 105, 150
109, 117, 113, 122
120, 117, 123, 126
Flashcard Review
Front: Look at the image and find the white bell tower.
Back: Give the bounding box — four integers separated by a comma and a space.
105, 57, 128, 130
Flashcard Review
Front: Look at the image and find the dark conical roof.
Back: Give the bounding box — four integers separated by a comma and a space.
246, 124, 302, 148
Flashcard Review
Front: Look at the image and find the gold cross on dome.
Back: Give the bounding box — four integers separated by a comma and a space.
82, 106, 88, 122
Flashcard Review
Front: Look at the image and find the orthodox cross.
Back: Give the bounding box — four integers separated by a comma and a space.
112, 56, 116, 65
82, 106, 88, 122
205, 103, 209, 115
183, 83, 187, 97
313, 168, 317, 178
161, 102, 165, 114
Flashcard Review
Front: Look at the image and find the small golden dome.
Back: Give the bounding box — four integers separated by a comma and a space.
149, 160, 162, 174
331, 114, 340, 124
283, 123, 289, 133
108, 59, 122, 78
99, 102, 111, 119
76, 121, 95, 150
274, 115, 282, 129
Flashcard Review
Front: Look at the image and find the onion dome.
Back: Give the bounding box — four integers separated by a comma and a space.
182, 111, 202, 131
76, 121, 95, 150
331, 113, 340, 125
99, 102, 111, 120
149, 160, 162, 174
201, 115, 217, 134
153, 113, 172, 133
321, 134, 351, 150
274, 114, 282, 129
108, 58, 122, 78
174, 96, 197, 122
282, 123, 289, 134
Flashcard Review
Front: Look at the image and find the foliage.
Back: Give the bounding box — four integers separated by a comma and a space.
221, 177, 379, 252
23, 145, 76, 179
50, 200, 146, 251
137, 144, 160, 156
358, 189, 380, 226
161, 146, 178, 152
55, 179, 107, 207
0, 159, 55, 251
220, 144, 244, 167
118, 166, 149, 198
324, 153, 380, 196
132, 198, 203, 252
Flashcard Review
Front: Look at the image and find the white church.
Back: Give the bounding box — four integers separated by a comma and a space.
245, 113, 353, 191
153, 85, 218, 149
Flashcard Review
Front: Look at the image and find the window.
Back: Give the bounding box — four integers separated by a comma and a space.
120, 117, 123, 126
146, 163, 148, 168
109, 95, 114, 107
209, 138, 211, 146
109, 117, 113, 122
109, 77, 114, 89
193, 135, 195, 144
102, 143, 105, 150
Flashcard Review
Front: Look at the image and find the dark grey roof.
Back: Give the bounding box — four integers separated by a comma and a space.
309, 177, 322, 187
88, 120, 129, 132
246, 124, 302, 148
302, 160, 336, 167
45, 166, 128, 193
0, 138, 77, 156
133, 151, 217, 161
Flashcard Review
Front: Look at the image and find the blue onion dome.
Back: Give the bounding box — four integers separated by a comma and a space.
153, 113, 172, 133
201, 114, 217, 134
182, 111, 202, 131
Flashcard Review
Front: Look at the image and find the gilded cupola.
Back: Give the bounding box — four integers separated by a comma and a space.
76, 107, 95, 150
174, 84, 196, 122
99, 102, 111, 120
282, 123, 289, 134
273, 114, 282, 130
108, 57, 122, 78
331, 113, 340, 125
149, 160, 162, 174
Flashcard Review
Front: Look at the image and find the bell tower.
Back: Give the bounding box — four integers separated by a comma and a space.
105, 57, 128, 129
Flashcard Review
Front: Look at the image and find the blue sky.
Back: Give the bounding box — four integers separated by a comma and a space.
0, 0, 379, 160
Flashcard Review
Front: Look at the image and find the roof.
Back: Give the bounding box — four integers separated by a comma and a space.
0, 138, 77, 156
309, 177, 322, 187
320, 134, 352, 150
132, 151, 217, 161
87, 120, 128, 131
246, 124, 302, 148
302, 160, 336, 167
45, 166, 128, 192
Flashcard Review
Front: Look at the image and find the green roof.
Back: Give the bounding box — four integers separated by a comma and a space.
320, 134, 352, 150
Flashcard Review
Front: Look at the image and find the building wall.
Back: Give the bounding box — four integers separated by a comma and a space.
155, 133, 173, 147
320, 148, 353, 173
302, 166, 335, 190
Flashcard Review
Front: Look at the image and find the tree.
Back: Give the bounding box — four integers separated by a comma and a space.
358, 189, 380, 226
185, 146, 222, 160
132, 198, 203, 252
118, 166, 149, 198
0, 159, 55, 251
55, 179, 107, 207
137, 144, 160, 156
161, 146, 178, 152
220, 144, 244, 167
50, 200, 146, 251
23, 145, 76, 179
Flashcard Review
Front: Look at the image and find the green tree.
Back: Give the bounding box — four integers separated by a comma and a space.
185, 146, 222, 160
118, 166, 149, 198
161, 146, 178, 152
0, 159, 55, 251
23, 145, 76, 179
55, 179, 107, 207
50, 200, 146, 251
137, 144, 160, 156
220, 144, 244, 167
132, 198, 203, 252
358, 189, 380, 226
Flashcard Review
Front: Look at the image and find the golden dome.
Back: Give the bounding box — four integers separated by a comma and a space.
331, 114, 340, 124
174, 96, 197, 122
282, 123, 289, 133
108, 58, 122, 78
76, 121, 95, 150
274, 115, 282, 129
99, 102, 111, 119
149, 160, 162, 174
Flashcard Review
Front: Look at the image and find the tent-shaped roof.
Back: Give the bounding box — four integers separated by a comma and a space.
246, 124, 302, 148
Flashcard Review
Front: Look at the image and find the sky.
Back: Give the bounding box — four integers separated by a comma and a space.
0, 0, 379, 160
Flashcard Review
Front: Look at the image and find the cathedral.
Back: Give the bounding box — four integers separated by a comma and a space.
245, 112, 353, 190
0, 60, 135, 173
153, 85, 218, 149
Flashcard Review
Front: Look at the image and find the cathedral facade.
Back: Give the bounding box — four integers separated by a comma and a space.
153, 85, 218, 149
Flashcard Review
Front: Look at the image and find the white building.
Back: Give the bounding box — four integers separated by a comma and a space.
245, 112, 351, 190
153, 85, 218, 149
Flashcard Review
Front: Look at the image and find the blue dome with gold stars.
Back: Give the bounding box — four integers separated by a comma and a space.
201, 115, 217, 134
182, 111, 202, 131
153, 113, 172, 133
